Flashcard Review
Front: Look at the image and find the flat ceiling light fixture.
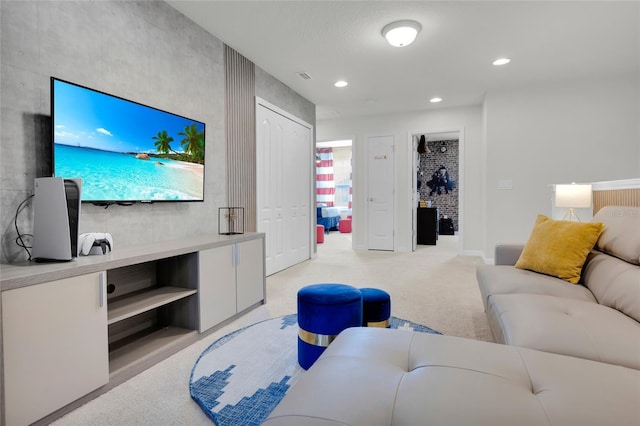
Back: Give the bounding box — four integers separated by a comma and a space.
493, 58, 511, 66
430, 97, 442, 103
382, 20, 421, 47
334, 80, 348, 88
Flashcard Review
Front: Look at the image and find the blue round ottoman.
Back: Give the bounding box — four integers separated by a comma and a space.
297, 283, 362, 370
360, 288, 391, 327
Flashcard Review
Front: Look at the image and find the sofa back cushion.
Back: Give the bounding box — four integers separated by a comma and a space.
584, 206, 640, 322
592, 206, 640, 265
582, 252, 640, 322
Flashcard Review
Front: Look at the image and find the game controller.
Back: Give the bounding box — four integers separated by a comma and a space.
78, 232, 113, 256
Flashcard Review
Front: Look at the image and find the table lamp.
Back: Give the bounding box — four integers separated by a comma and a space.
555, 183, 592, 222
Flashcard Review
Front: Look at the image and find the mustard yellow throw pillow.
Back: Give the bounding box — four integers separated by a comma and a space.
515, 214, 605, 284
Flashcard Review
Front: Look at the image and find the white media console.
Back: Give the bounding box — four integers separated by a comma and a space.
0, 232, 265, 426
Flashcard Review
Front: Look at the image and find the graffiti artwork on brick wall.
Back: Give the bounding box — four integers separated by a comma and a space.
427, 165, 456, 195
417, 139, 459, 232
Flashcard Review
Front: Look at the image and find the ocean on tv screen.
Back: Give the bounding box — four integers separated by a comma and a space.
54, 143, 204, 201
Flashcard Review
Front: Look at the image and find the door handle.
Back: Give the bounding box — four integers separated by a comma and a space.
99, 271, 106, 307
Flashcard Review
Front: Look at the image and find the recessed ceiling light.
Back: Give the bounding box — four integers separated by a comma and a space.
430, 97, 442, 103
382, 20, 421, 47
334, 80, 348, 88
492, 58, 511, 66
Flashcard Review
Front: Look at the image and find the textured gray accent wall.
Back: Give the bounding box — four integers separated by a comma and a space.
255, 66, 316, 135
0, 1, 226, 263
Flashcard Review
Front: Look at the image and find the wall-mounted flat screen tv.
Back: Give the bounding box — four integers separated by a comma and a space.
51, 77, 205, 203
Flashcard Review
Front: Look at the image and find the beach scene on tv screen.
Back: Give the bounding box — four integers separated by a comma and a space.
53, 80, 205, 202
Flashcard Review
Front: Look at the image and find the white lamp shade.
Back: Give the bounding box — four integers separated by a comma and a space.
555, 184, 592, 208
382, 20, 421, 47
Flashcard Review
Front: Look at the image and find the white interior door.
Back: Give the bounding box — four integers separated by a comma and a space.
367, 135, 394, 250
257, 113, 284, 273
257, 100, 312, 275
284, 120, 312, 266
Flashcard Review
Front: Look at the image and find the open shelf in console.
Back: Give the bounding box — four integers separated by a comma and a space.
106, 252, 199, 376
108, 287, 197, 324
109, 326, 198, 377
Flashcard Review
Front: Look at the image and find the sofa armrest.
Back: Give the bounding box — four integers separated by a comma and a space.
495, 244, 525, 266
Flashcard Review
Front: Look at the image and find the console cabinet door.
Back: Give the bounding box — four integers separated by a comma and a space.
198, 246, 236, 332
236, 238, 265, 312
2, 272, 109, 426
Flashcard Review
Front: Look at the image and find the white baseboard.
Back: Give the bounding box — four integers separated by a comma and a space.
463, 250, 494, 264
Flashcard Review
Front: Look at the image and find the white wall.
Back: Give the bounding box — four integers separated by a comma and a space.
317, 105, 484, 253
318, 73, 639, 261
484, 74, 639, 256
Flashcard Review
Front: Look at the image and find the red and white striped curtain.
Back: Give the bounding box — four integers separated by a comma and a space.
316, 147, 335, 206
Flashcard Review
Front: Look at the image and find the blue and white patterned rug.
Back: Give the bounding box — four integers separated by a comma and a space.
189, 314, 440, 425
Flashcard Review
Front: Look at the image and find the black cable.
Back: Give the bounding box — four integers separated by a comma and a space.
14, 194, 34, 260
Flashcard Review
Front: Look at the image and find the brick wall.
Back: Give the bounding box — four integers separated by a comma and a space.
417, 139, 459, 231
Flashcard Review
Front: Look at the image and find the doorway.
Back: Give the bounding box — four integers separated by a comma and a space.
315, 139, 353, 248
411, 129, 463, 252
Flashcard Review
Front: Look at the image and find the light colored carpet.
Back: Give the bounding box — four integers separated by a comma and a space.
51, 233, 492, 426
189, 314, 440, 425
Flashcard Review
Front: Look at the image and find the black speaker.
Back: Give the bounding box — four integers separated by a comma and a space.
33, 177, 82, 262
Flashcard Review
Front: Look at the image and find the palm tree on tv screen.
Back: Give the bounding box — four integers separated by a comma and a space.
178, 123, 204, 164
152, 130, 175, 155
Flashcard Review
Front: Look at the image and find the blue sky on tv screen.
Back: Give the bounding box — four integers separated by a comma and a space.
53, 79, 205, 154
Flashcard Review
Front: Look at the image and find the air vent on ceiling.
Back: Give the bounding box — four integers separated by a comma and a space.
296, 72, 312, 80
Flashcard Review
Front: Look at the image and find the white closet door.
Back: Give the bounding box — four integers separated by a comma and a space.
256, 100, 312, 276
284, 117, 311, 266
257, 114, 286, 274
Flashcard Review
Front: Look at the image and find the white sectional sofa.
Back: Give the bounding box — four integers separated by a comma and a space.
264, 206, 640, 425
477, 205, 640, 369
